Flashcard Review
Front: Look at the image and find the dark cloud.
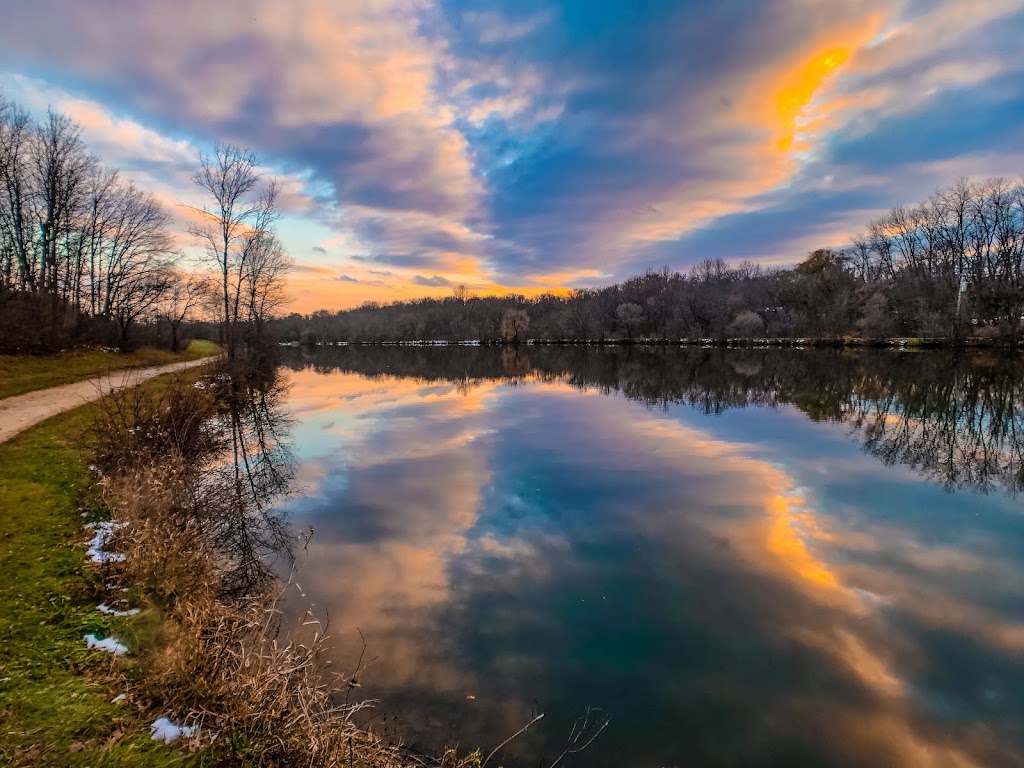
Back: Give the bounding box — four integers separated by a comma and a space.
412, 274, 457, 287
337, 274, 387, 287
312, 246, 328, 255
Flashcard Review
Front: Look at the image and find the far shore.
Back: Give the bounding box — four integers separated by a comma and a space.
282, 336, 1024, 350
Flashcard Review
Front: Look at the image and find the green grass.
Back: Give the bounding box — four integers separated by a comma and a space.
0, 373, 211, 767
0, 340, 220, 400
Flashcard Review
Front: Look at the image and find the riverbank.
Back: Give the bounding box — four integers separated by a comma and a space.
0, 369, 215, 767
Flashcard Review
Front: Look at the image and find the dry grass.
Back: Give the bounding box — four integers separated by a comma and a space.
91, 379, 222, 475
137, 592, 406, 767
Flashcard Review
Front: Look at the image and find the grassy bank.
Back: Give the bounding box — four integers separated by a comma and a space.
0, 340, 220, 400
0, 371, 211, 767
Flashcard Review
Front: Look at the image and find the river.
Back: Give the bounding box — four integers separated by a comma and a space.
270, 345, 1024, 767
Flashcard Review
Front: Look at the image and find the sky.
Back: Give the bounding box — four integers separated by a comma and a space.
1, 0, 1023, 313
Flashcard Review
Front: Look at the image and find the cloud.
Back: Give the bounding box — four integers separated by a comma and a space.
449, 0, 1024, 279
311, 246, 327, 255
336, 274, 388, 287
0, 0, 486, 267
461, 10, 553, 45
411, 274, 457, 288
290, 263, 336, 277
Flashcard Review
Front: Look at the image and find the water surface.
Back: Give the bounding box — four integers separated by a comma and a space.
276, 346, 1024, 767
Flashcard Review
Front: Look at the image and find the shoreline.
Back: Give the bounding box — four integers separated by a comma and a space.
283, 336, 1023, 350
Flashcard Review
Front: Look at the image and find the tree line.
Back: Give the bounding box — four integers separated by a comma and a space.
0, 93, 290, 356
274, 175, 1024, 346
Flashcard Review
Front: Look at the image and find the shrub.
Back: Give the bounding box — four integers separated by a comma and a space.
92, 374, 222, 473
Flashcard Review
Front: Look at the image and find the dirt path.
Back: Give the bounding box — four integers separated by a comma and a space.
0, 357, 215, 444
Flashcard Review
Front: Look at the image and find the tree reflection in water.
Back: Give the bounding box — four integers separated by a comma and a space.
281, 344, 1024, 496
208, 361, 297, 599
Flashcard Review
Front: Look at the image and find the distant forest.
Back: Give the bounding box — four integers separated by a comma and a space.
276, 175, 1024, 345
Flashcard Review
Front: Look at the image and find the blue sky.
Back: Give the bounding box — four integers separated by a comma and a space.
1, 0, 1022, 310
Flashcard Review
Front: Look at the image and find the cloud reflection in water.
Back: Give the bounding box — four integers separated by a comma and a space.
276, 348, 1024, 767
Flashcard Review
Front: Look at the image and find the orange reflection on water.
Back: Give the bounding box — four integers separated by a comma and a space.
765, 493, 840, 590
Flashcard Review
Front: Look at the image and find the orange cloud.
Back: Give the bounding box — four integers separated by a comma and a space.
774, 47, 850, 152
571, 12, 885, 270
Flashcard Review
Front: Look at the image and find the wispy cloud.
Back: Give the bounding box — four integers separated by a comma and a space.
337, 274, 388, 287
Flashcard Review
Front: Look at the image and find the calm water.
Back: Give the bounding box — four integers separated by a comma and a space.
273, 346, 1024, 767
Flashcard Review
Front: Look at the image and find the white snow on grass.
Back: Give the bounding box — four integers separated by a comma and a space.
84, 633, 129, 655
151, 717, 195, 744
86, 520, 126, 563
112, 693, 127, 703
97, 603, 140, 617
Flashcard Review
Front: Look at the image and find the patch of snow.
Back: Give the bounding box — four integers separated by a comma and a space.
112, 693, 127, 703
86, 521, 126, 564
84, 633, 129, 655
97, 603, 140, 617
151, 717, 195, 744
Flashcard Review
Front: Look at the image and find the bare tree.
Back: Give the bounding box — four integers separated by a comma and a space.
242, 232, 292, 340
92, 183, 176, 348
32, 110, 93, 301
161, 269, 213, 352
110, 261, 172, 350
500, 308, 530, 344
0, 97, 36, 292
80, 166, 120, 315
615, 302, 645, 341
727, 309, 764, 338
189, 144, 280, 360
